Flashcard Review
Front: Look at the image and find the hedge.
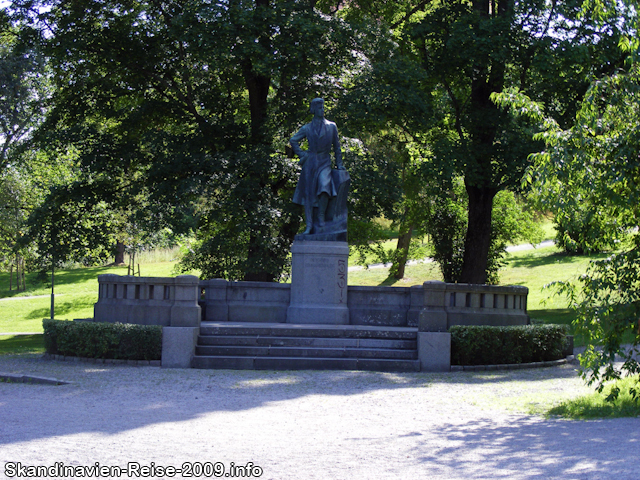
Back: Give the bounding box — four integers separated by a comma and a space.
450, 324, 569, 366
43, 319, 162, 361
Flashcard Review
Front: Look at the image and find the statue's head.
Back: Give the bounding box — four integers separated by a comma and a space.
310, 98, 324, 116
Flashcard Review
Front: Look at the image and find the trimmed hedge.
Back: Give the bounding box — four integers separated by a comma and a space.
43, 319, 162, 361
450, 324, 569, 366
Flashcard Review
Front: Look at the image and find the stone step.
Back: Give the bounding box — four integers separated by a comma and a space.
195, 345, 418, 360
198, 321, 418, 340
197, 335, 417, 350
192, 355, 421, 372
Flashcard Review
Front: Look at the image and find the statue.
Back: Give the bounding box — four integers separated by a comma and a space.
290, 98, 350, 240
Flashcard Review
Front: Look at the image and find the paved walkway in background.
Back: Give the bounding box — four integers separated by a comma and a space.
0, 294, 62, 301
0, 355, 638, 480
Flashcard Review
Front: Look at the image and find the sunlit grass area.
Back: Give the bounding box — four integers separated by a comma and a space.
0, 262, 198, 334
546, 375, 640, 419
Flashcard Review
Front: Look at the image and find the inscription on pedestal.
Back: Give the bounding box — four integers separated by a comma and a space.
337, 259, 346, 304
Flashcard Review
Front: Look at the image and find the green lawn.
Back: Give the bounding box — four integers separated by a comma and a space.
0, 262, 197, 334
0, 243, 602, 341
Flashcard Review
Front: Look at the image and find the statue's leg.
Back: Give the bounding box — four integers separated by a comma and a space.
317, 193, 330, 227
303, 203, 314, 234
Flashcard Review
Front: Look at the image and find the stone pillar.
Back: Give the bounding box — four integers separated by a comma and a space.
417, 332, 451, 372
418, 280, 449, 332
170, 275, 202, 327
164, 275, 201, 368
162, 326, 200, 368
418, 281, 451, 371
286, 240, 349, 325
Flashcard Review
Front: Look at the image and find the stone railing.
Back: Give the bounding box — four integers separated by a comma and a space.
197, 279, 529, 329
94, 274, 201, 327
418, 281, 529, 332
94, 275, 202, 368
199, 279, 291, 323
92, 276, 529, 370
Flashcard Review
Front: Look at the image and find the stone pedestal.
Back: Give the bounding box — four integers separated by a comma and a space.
286, 240, 349, 324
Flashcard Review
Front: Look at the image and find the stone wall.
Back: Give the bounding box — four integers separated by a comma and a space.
94, 275, 201, 368
95, 275, 529, 331
93, 275, 529, 371
95, 274, 201, 327
197, 279, 529, 329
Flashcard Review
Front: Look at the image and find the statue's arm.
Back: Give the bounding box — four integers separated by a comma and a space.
290, 127, 308, 165
332, 124, 345, 170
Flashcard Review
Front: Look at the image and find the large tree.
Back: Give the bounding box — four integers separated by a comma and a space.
12, 0, 358, 280
341, 0, 629, 283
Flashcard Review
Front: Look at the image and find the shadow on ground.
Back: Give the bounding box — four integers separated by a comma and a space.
0, 355, 588, 447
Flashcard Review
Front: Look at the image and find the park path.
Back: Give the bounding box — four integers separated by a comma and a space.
0, 354, 638, 480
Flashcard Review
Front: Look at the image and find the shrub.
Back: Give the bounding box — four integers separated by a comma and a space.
43, 319, 162, 361
450, 324, 569, 365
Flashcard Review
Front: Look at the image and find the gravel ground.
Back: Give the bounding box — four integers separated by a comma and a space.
1, 355, 639, 480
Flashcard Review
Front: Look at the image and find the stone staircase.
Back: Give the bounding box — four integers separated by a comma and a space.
192, 322, 420, 372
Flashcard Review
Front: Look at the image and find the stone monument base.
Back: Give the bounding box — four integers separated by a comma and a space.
286, 240, 349, 325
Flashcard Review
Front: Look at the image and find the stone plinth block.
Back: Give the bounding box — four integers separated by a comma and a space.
162, 327, 199, 368
287, 240, 349, 325
418, 332, 451, 372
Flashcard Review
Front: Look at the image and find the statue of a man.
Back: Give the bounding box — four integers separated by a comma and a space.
290, 98, 347, 235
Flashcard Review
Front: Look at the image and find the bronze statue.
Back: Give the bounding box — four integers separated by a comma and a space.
290, 98, 349, 239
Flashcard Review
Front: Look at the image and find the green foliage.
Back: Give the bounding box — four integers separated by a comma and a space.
335, 0, 627, 284
10, 0, 362, 281
553, 199, 625, 255
550, 249, 640, 402
450, 324, 569, 366
423, 178, 543, 283
43, 318, 161, 360
518, 57, 640, 401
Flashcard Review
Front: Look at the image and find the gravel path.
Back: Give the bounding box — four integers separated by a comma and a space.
1, 355, 638, 480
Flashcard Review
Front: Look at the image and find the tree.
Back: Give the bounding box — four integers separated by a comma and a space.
0, 10, 48, 172
339, 0, 629, 283
493, 0, 640, 395
12, 0, 358, 281
524, 62, 640, 400
423, 177, 542, 283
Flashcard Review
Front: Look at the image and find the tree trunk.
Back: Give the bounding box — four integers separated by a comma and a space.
115, 241, 126, 265
393, 224, 414, 279
459, 185, 497, 284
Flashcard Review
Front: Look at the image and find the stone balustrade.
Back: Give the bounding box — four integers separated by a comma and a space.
92, 275, 528, 370
197, 279, 529, 329
94, 274, 201, 327
94, 275, 202, 369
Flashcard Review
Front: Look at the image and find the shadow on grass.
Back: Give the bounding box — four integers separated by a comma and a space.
0, 334, 44, 355
379, 275, 400, 286
26, 295, 96, 320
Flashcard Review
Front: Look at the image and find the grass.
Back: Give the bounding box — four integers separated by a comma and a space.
546, 376, 640, 419
0, 334, 45, 355
0, 262, 197, 334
